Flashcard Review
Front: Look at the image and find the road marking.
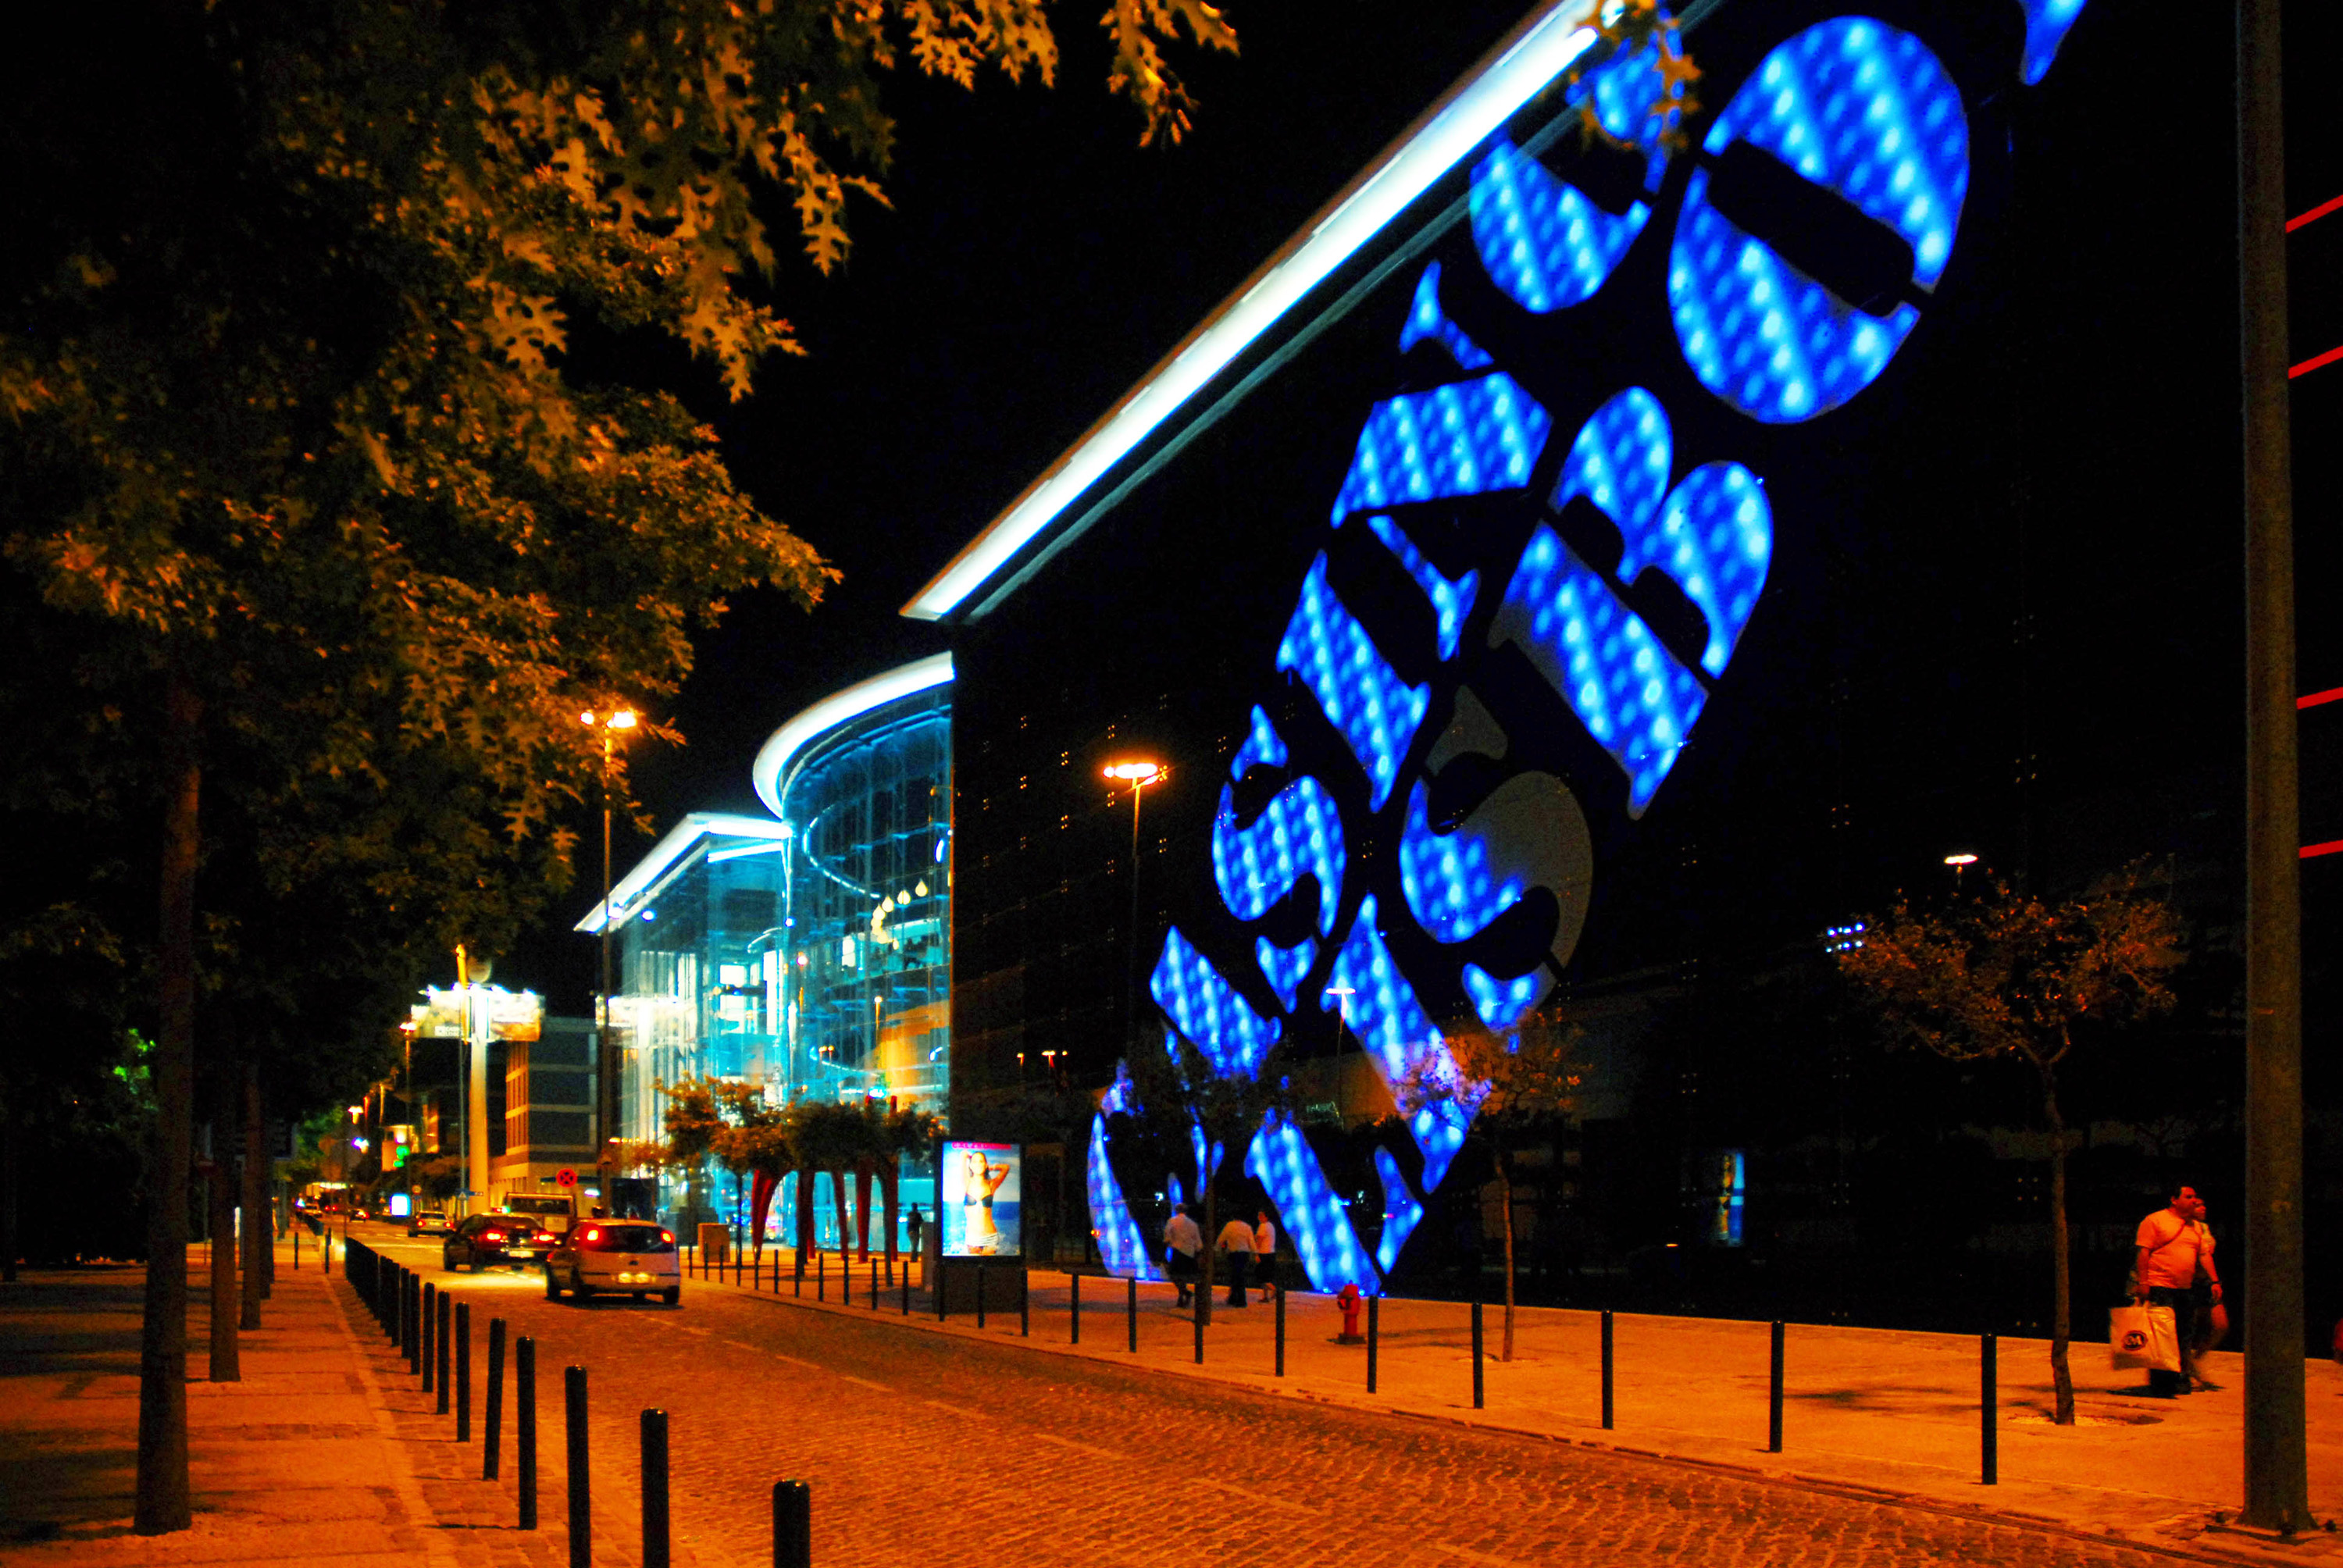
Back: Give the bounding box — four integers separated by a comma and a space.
925, 1399, 982, 1418
1031, 1432, 1125, 1462
840, 1375, 892, 1393
1199, 1477, 1320, 1515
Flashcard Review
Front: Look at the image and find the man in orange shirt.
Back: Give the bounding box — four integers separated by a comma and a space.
2134, 1185, 2209, 1396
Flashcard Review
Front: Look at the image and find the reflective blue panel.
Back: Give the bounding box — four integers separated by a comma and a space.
1489, 528, 1708, 816
2019, 0, 2091, 85
1229, 704, 1289, 782
1464, 962, 1546, 1028
1275, 556, 1431, 811
1467, 26, 1684, 315
1635, 461, 1773, 676
1363, 514, 1480, 662
1087, 1113, 1164, 1281
1211, 774, 1346, 937
1371, 1146, 1425, 1274
1246, 1117, 1382, 1293
1167, 1173, 1185, 1213
1256, 935, 1319, 1013
1150, 926, 1281, 1079
1188, 1114, 1226, 1197
1398, 779, 1524, 944
1328, 375, 1553, 525
1396, 263, 1493, 369
1671, 19, 1968, 423
1328, 894, 1470, 1190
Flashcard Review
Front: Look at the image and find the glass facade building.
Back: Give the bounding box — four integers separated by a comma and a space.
583, 657, 953, 1239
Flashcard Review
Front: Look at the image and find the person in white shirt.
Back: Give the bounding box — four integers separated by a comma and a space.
1163, 1204, 1203, 1306
1253, 1210, 1278, 1301
1216, 1215, 1257, 1307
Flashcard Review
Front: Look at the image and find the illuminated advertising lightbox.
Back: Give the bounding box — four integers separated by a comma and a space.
940, 1141, 1021, 1258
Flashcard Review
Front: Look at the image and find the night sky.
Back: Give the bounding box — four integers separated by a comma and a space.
510, 0, 2343, 1017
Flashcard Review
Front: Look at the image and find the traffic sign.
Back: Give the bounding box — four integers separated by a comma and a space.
555, 1167, 576, 1187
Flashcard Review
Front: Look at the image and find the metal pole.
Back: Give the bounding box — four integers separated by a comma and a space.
975, 1260, 986, 1329
1367, 1295, 1379, 1395
771, 1479, 811, 1568
817, 1249, 824, 1302
516, 1336, 537, 1531
597, 733, 617, 1207
1472, 1299, 1485, 1409
872, 1260, 880, 1311
455, 1301, 470, 1440
1071, 1271, 1081, 1345
1275, 1282, 1286, 1377
1127, 1278, 1137, 1352
1981, 1333, 1999, 1486
1193, 1278, 1204, 1364
641, 1409, 669, 1568
1768, 1320, 1785, 1454
485, 1318, 505, 1481
436, 1292, 451, 1414
901, 1265, 910, 1316
2239, 0, 2309, 1531
1601, 1310, 1614, 1430
565, 1367, 590, 1568
1019, 1271, 1029, 1337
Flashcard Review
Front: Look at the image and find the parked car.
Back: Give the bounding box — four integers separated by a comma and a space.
407, 1209, 451, 1238
443, 1213, 561, 1272
544, 1219, 680, 1304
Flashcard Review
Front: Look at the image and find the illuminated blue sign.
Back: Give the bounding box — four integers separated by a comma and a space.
1082, 2, 2092, 1294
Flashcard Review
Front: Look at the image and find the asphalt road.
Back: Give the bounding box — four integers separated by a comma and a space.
349, 1224, 2170, 1568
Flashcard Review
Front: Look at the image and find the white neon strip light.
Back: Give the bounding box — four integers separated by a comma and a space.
901, 2, 1599, 622
572, 812, 793, 934
749, 653, 954, 818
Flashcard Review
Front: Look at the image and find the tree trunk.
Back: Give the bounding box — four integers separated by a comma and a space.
830, 1167, 852, 1266
854, 1167, 873, 1262
880, 1163, 899, 1278
1498, 1160, 1518, 1363
206, 1151, 239, 1381
137, 672, 200, 1534
793, 1169, 813, 1268
241, 1065, 266, 1322
2043, 1073, 2074, 1425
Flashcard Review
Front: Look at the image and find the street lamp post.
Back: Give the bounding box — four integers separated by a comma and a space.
583, 708, 638, 1195
1104, 760, 1166, 1053
1943, 851, 1978, 889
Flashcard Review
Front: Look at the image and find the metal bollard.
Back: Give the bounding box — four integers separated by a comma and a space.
456, 1301, 471, 1438
1071, 1272, 1081, 1345
795, 1252, 804, 1297
1768, 1320, 1785, 1454
1193, 1282, 1204, 1364
1981, 1333, 1999, 1485
975, 1260, 986, 1329
771, 1478, 811, 1568
1126, 1278, 1137, 1352
1601, 1310, 1615, 1430
436, 1291, 451, 1413
517, 1335, 538, 1530
1275, 1283, 1286, 1377
1020, 1273, 1029, 1337
485, 1318, 506, 1480
641, 1409, 670, 1568
565, 1367, 590, 1568
1471, 1299, 1485, 1409
937, 1261, 947, 1322
293, 1229, 300, 1271
872, 1260, 879, 1311
423, 1281, 437, 1392
1367, 1295, 1380, 1394
407, 1274, 422, 1373
817, 1250, 825, 1303
901, 1264, 911, 1316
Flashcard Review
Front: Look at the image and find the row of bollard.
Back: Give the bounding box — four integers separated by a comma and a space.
344, 1237, 822, 1564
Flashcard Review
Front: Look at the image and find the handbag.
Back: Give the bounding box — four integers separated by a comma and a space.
2110, 1303, 2181, 1374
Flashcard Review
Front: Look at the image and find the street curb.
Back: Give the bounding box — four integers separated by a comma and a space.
679, 1264, 2336, 1568
312, 1261, 470, 1568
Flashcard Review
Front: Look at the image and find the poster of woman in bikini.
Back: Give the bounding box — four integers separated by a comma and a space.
940, 1141, 1021, 1257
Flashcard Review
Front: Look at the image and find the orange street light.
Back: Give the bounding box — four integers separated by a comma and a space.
1943, 853, 1979, 867
1104, 757, 1168, 1049
1103, 760, 1163, 785
583, 704, 641, 1180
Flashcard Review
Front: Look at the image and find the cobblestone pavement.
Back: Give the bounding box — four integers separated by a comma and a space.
354, 1230, 2189, 1568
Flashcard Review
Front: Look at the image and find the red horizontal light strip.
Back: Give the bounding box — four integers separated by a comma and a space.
2302, 840, 2343, 860
2298, 686, 2343, 710
2289, 193, 2343, 232
2292, 344, 2343, 380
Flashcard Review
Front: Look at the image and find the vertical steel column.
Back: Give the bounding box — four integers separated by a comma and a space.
564, 1367, 590, 1568
1367, 1296, 1380, 1395
516, 1336, 538, 1531
485, 1318, 506, 1480
1768, 1321, 1785, 1454
1981, 1333, 1999, 1486
640, 1409, 669, 1568
1600, 1310, 1614, 1430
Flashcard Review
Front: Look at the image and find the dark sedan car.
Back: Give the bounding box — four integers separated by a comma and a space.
442, 1213, 561, 1272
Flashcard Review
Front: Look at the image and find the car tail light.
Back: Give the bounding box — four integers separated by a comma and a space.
583, 1228, 600, 1244
661, 1230, 674, 1245
483, 1231, 504, 1243
533, 1231, 555, 1244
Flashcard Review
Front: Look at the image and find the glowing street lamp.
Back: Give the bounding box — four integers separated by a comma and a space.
1104, 758, 1168, 1049
583, 706, 641, 1185
1944, 851, 1979, 889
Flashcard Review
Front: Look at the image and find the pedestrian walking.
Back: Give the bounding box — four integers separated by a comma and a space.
2180, 1191, 2225, 1392
1253, 1210, 1278, 1301
1164, 1204, 1203, 1306
2132, 1184, 2207, 1397
906, 1204, 925, 1259
1216, 1214, 1256, 1308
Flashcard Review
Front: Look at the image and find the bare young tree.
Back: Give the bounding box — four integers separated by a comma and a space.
1836, 867, 2184, 1425
1397, 1012, 1582, 1361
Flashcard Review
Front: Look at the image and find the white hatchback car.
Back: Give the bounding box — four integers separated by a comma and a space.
544, 1219, 681, 1305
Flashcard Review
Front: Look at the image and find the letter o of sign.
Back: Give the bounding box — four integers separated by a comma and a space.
1667, 18, 1970, 423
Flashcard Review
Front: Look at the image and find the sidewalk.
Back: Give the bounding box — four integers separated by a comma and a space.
690, 1256, 2343, 1563
0, 1244, 583, 1566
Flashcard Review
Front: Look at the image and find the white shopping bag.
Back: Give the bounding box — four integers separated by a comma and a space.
2110, 1303, 2181, 1374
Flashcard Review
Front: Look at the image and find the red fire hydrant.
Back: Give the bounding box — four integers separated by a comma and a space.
1336, 1281, 1365, 1344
